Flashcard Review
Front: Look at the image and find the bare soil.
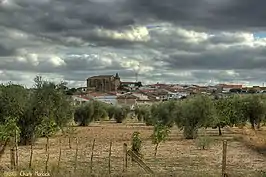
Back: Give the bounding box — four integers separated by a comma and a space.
1, 121, 266, 177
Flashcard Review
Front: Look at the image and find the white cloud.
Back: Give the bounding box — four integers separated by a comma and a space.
47, 55, 66, 67
95, 26, 150, 42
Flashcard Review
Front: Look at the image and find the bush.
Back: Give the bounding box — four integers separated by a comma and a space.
74, 103, 94, 126
114, 106, 128, 123
195, 135, 213, 150
135, 105, 153, 125
107, 105, 116, 120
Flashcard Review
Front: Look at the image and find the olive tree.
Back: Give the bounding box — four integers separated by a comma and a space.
0, 77, 74, 146
150, 100, 177, 127
19, 77, 74, 145
243, 94, 266, 129
113, 106, 129, 123
213, 95, 249, 135
74, 103, 94, 126
176, 95, 216, 139
107, 105, 116, 120
134, 105, 153, 125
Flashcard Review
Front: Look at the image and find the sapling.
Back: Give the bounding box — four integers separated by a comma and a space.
151, 123, 170, 157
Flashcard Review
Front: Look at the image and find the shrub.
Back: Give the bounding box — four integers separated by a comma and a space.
107, 105, 116, 120
135, 105, 153, 125
113, 106, 128, 123
195, 135, 213, 150
131, 131, 142, 158
74, 103, 94, 126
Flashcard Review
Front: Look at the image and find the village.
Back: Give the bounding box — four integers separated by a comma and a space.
71, 73, 266, 107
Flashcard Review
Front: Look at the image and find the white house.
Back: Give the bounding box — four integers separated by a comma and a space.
94, 95, 117, 105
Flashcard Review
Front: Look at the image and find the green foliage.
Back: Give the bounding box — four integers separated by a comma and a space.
107, 105, 116, 120
243, 94, 266, 129
131, 131, 142, 157
0, 118, 20, 142
212, 96, 239, 135
92, 101, 108, 121
35, 117, 59, 137
151, 124, 170, 145
134, 105, 152, 125
178, 95, 216, 139
151, 123, 170, 157
74, 100, 109, 126
195, 134, 213, 150
113, 106, 129, 123
150, 101, 176, 127
74, 103, 94, 126
0, 76, 74, 145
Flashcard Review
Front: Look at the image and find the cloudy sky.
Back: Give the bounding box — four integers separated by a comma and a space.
1, 0, 266, 88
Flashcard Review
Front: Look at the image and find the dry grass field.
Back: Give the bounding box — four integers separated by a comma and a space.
1, 120, 266, 177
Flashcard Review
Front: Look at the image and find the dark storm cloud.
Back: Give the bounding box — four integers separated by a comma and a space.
127, 0, 266, 31
1, 0, 266, 86
1, 0, 264, 49
0, 44, 15, 56
159, 46, 266, 70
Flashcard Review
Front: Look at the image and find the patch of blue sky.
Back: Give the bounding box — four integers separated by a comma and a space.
254, 32, 266, 39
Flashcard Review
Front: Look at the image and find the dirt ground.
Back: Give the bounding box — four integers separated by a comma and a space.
1, 121, 266, 177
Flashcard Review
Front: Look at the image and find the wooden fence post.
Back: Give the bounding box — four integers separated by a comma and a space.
74, 138, 79, 173
69, 137, 72, 149
222, 140, 227, 177
10, 148, 15, 170
15, 130, 19, 170
57, 139, 62, 169
29, 141, 33, 169
45, 137, 49, 153
45, 137, 50, 173
108, 141, 112, 174
123, 143, 128, 173
90, 139, 95, 174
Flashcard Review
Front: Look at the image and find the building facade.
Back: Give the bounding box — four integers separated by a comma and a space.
87, 73, 121, 92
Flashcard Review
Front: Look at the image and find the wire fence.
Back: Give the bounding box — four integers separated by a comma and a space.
1, 133, 266, 177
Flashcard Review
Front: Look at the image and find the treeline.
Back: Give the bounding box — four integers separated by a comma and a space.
74, 101, 130, 125
74, 94, 266, 139
135, 94, 266, 139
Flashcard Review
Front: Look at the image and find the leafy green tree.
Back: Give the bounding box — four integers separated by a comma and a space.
107, 105, 116, 120
150, 101, 176, 127
0, 118, 20, 159
151, 123, 170, 157
213, 97, 235, 135
176, 95, 216, 139
243, 94, 266, 129
134, 105, 152, 124
113, 106, 128, 123
91, 100, 108, 121
0, 77, 74, 146
0, 84, 28, 124
74, 103, 94, 126
22, 77, 73, 145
